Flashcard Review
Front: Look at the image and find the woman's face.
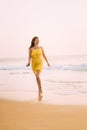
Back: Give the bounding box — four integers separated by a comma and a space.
34, 38, 39, 45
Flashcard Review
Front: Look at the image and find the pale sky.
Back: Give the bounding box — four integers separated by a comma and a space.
0, 0, 87, 58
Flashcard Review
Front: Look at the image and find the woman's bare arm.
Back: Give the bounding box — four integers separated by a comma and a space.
26, 48, 32, 66
41, 47, 50, 66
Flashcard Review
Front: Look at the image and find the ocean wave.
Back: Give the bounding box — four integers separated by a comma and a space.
0, 64, 87, 72
61, 64, 87, 71
44, 80, 87, 83
48, 64, 87, 71
0, 66, 28, 71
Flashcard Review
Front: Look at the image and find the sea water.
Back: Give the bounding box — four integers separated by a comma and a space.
0, 55, 87, 105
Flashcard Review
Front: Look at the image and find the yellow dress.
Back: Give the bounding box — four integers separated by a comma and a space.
31, 48, 43, 73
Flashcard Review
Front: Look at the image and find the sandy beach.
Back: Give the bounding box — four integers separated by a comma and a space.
0, 99, 87, 130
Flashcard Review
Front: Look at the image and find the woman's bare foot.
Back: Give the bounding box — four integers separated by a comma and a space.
38, 94, 43, 101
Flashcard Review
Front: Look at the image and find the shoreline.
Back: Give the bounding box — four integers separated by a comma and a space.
0, 91, 87, 105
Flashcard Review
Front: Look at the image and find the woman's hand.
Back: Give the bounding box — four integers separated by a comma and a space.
47, 62, 50, 67
26, 62, 30, 67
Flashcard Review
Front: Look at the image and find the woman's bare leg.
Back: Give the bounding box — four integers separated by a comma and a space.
35, 71, 42, 95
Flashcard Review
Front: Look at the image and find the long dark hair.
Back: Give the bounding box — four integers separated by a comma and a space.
29, 36, 38, 49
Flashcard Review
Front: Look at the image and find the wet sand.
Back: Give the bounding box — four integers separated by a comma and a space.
0, 99, 87, 130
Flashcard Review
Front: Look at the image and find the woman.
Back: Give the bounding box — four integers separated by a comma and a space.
26, 36, 50, 95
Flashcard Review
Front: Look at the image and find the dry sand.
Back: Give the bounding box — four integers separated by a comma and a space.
0, 99, 87, 130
